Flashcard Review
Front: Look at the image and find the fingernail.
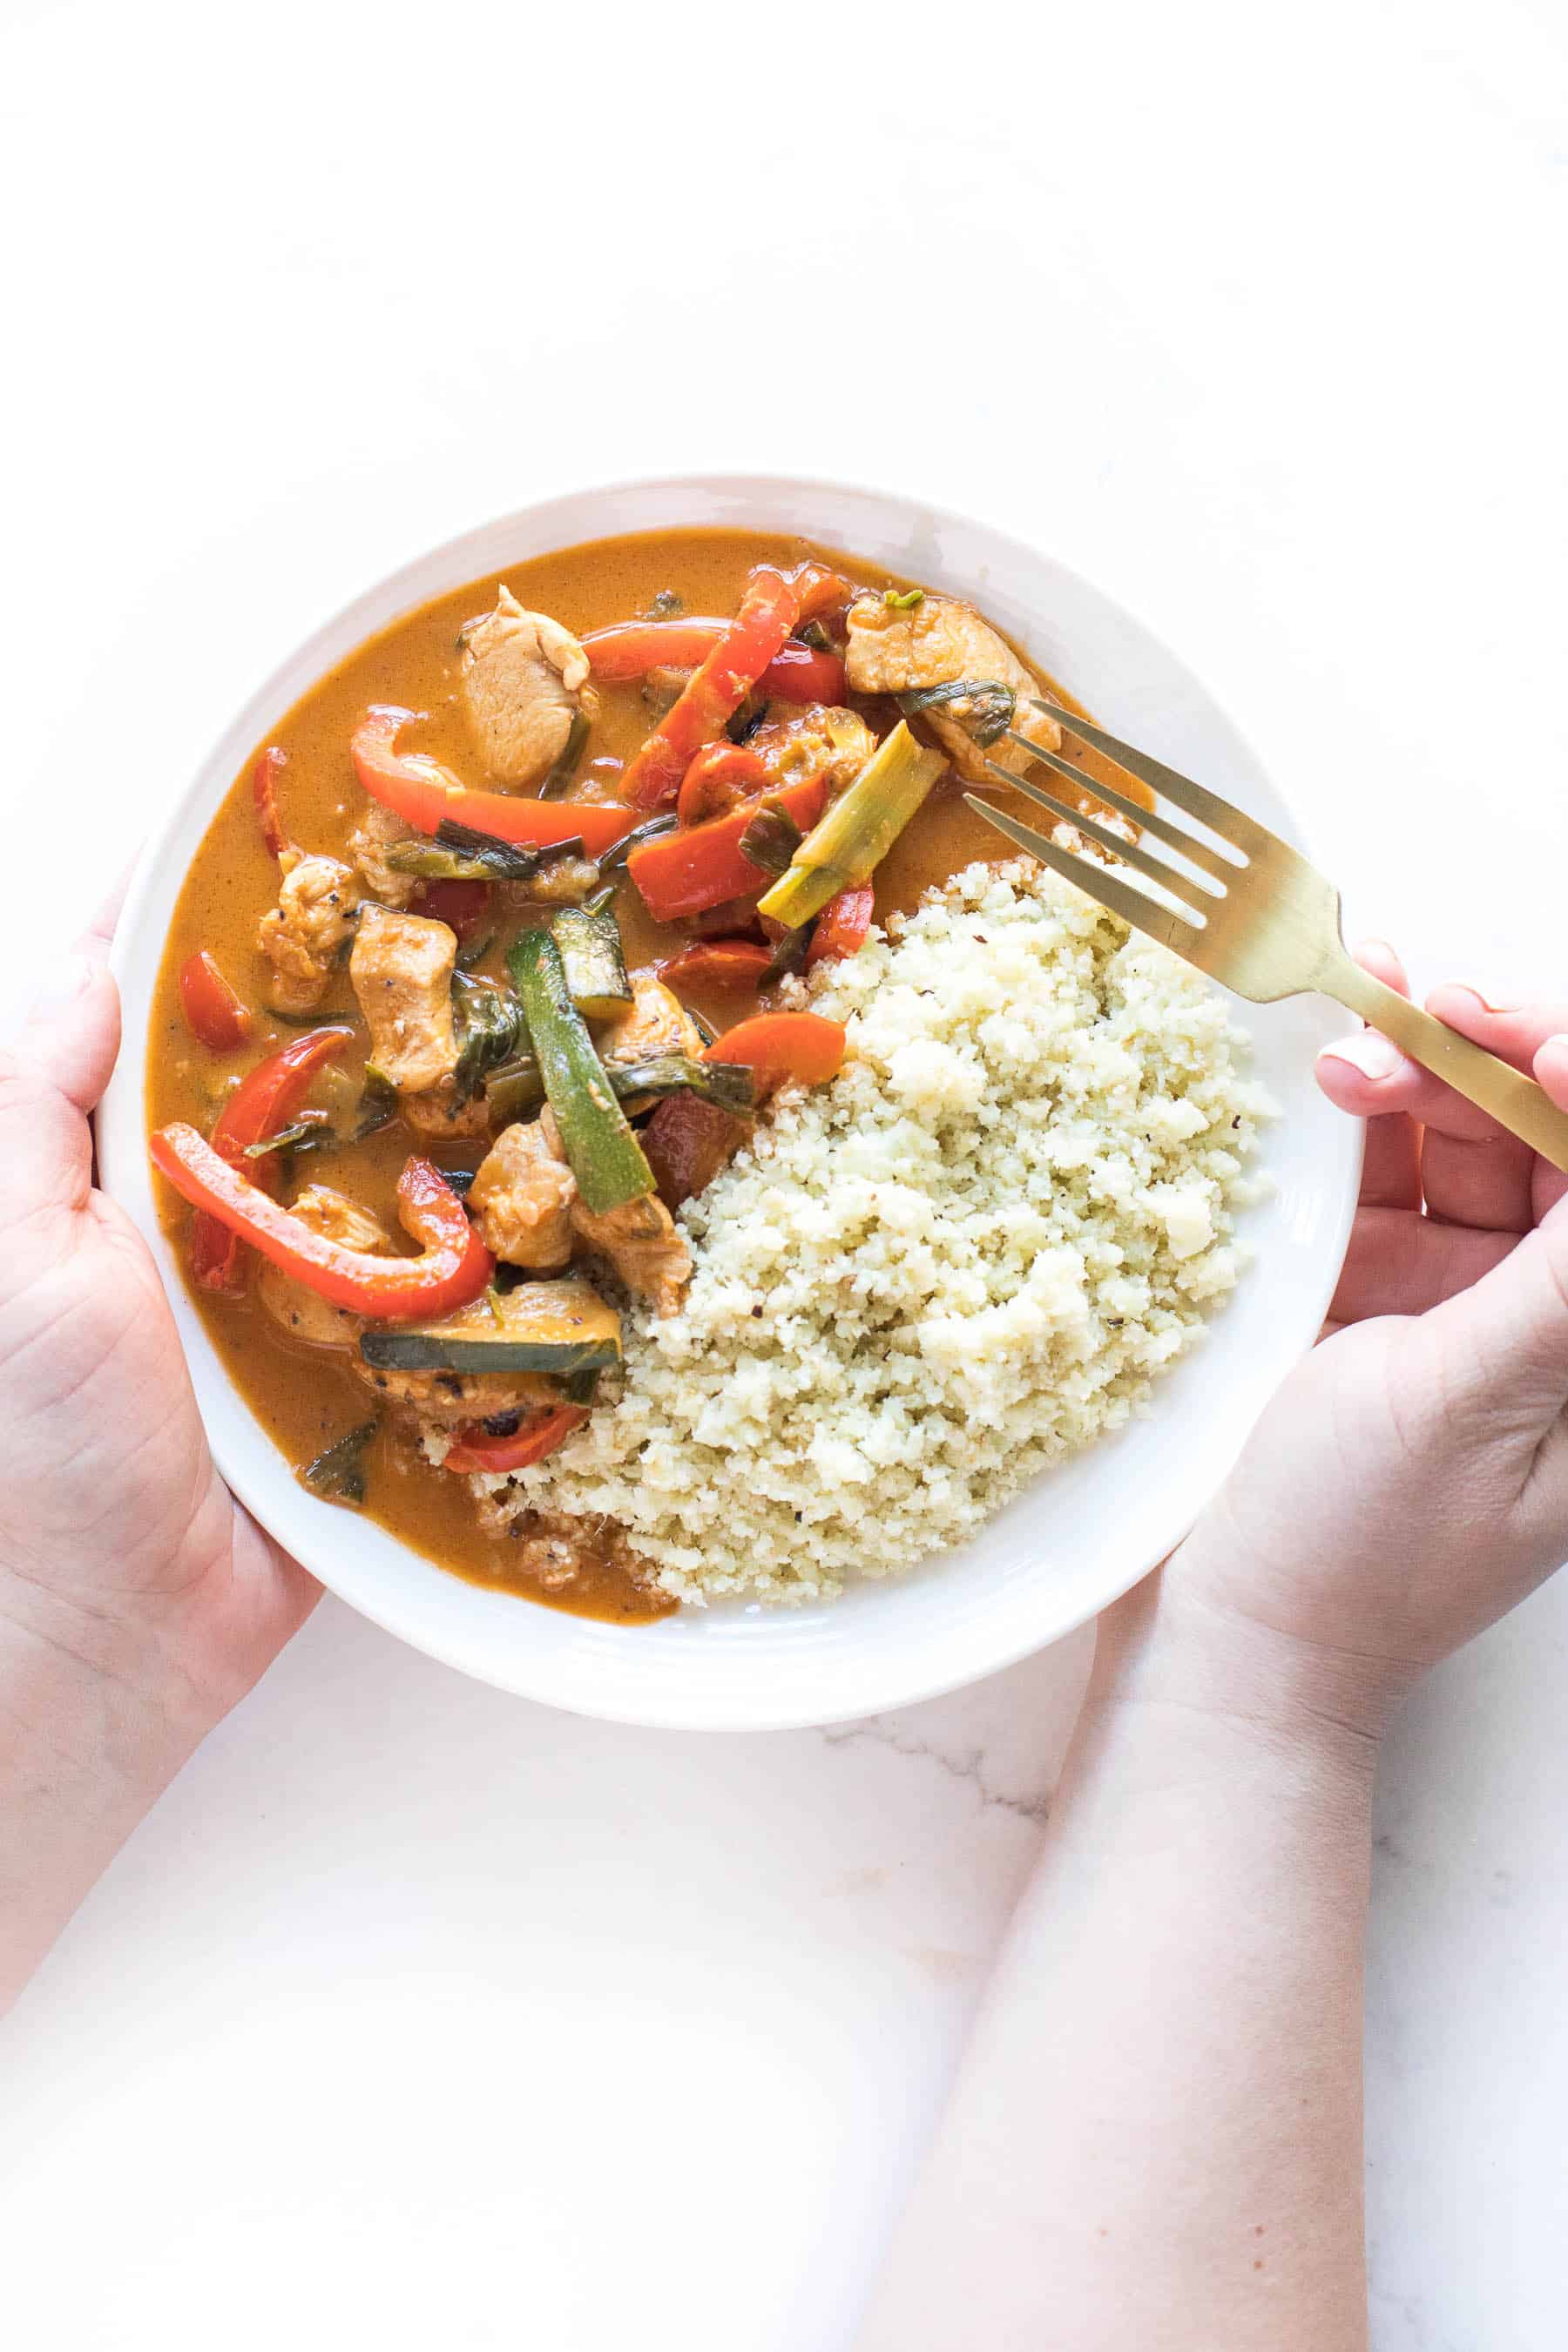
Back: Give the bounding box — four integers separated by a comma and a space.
1322, 1031, 1406, 1081
1352, 935, 1400, 965
1539, 1034, 1568, 1059
1452, 982, 1523, 1014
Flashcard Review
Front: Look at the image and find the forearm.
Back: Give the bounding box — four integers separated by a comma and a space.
854, 1571, 1378, 2352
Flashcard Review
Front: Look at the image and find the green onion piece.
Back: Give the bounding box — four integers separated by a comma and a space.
507, 930, 655, 1214
794, 618, 834, 651
350, 1066, 399, 1141
455, 929, 495, 972
606, 1057, 756, 1113
450, 971, 530, 1106
884, 586, 924, 611
727, 696, 768, 747
300, 1421, 377, 1509
738, 799, 804, 878
756, 721, 945, 932
897, 678, 1017, 747
243, 1120, 322, 1159
537, 708, 591, 801
601, 813, 679, 872
583, 881, 618, 917
644, 589, 684, 618
759, 926, 811, 987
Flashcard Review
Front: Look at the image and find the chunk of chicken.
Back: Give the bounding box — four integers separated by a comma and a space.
459, 586, 598, 787
257, 850, 360, 1013
356, 1292, 565, 1429
348, 799, 418, 909
470, 1120, 578, 1269
843, 593, 1063, 784
350, 904, 460, 1094
597, 970, 706, 1069
538, 1107, 692, 1316
400, 1079, 496, 1140
258, 1185, 389, 1351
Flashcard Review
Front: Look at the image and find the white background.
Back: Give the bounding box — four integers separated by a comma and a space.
2, 3, 1565, 2347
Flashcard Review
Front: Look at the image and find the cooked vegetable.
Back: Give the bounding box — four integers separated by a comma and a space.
727, 697, 769, 747
897, 678, 1016, 747
506, 930, 655, 1215
805, 883, 875, 968
484, 1058, 547, 1124
605, 1056, 755, 1112
656, 939, 774, 990
600, 812, 679, 872
626, 772, 827, 923
179, 951, 253, 1051
676, 742, 768, 828
300, 1421, 376, 1508
757, 640, 845, 705
386, 817, 585, 885
414, 878, 490, 938
642, 1092, 747, 1212
190, 1024, 355, 1293
737, 798, 804, 879
361, 1278, 622, 1375
352, 706, 632, 857
619, 570, 808, 810
537, 707, 591, 800
756, 722, 943, 932
241, 1117, 333, 1159
441, 1403, 588, 1477
758, 925, 812, 986
551, 904, 633, 1018
253, 746, 288, 859
451, 970, 530, 1105
702, 1012, 846, 1088
349, 1064, 399, 1141
884, 586, 924, 611
152, 1131, 495, 1321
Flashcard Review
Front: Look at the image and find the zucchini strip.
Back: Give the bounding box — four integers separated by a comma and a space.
359, 1330, 620, 1375
507, 930, 655, 1213
756, 722, 944, 932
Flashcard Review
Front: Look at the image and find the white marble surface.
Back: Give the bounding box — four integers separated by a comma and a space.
2, 3, 1566, 2343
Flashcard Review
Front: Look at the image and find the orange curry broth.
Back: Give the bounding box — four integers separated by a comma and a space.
146, 527, 1136, 1621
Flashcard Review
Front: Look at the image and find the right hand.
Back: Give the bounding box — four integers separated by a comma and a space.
1104, 945, 1568, 1740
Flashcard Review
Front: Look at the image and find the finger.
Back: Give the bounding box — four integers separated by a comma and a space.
84, 856, 136, 957
0, 955, 123, 1225
1316, 937, 1422, 1212
1328, 1204, 1514, 1321
1439, 1198, 1568, 1426
1416, 986, 1567, 1232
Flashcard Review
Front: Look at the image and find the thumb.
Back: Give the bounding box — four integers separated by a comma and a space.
0, 951, 123, 1225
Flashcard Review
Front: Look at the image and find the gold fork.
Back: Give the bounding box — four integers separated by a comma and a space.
965, 706, 1568, 1172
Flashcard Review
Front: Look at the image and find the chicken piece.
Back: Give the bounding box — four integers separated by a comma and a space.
459, 586, 598, 787
349, 904, 460, 1095
750, 706, 877, 795
355, 1292, 566, 1429
470, 1120, 578, 1269
537, 1106, 692, 1315
596, 970, 706, 1070
257, 850, 360, 1013
401, 1079, 496, 1140
843, 592, 1063, 784
258, 1185, 390, 1350
348, 799, 418, 909
504, 855, 601, 909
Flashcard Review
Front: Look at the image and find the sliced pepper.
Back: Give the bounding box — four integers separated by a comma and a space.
253, 746, 288, 860
656, 939, 775, 990
619, 571, 805, 811
441, 1404, 588, 1477
804, 883, 875, 968
413, 878, 490, 937
585, 619, 847, 711
626, 772, 827, 923
190, 1024, 355, 1293
675, 743, 769, 828
701, 1012, 846, 1089
152, 1128, 494, 1321
178, 951, 253, 1051
352, 706, 632, 857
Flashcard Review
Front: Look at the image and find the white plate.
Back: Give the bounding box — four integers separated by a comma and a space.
97, 473, 1362, 1731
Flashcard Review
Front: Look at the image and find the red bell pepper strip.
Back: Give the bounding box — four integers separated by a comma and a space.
351, 707, 633, 857
585, 620, 847, 711
675, 743, 769, 828
627, 773, 827, 924
441, 1404, 588, 1477
656, 938, 775, 990
701, 1012, 847, 1089
804, 883, 875, 969
253, 747, 288, 860
189, 1024, 355, 1293
152, 1128, 494, 1321
619, 571, 806, 811
413, 878, 490, 938
178, 951, 253, 1051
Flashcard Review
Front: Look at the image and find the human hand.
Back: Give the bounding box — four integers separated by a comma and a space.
1100, 943, 1568, 1747
0, 891, 318, 2004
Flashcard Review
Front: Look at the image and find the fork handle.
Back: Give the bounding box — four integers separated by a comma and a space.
1323, 956, 1568, 1173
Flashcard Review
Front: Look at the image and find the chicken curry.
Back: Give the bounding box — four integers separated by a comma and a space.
146, 527, 1139, 1622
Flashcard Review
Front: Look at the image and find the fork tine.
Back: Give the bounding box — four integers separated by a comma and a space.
1000, 733, 1240, 884
963, 796, 1207, 959
1028, 704, 1274, 858
977, 758, 1218, 913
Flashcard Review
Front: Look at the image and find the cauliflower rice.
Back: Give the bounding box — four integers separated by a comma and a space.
474, 859, 1271, 1604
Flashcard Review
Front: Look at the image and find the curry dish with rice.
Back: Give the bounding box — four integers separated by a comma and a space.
147, 526, 1171, 1621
